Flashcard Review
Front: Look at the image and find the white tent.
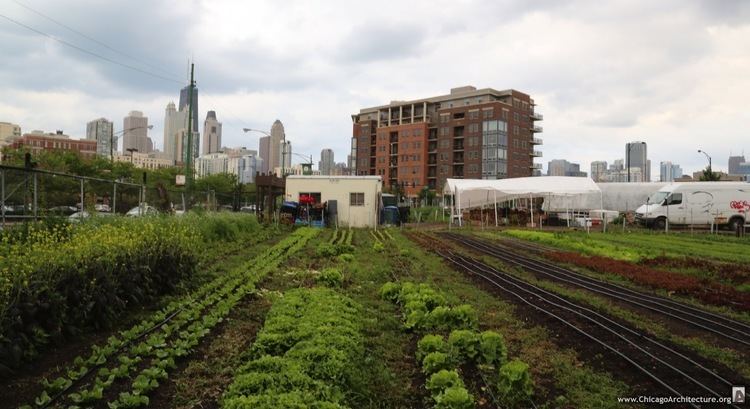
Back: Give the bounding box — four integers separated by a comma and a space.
543, 182, 668, 213
443, 177, 602, 227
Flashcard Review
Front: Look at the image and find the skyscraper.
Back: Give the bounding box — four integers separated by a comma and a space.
122, 111, 152, 154
280, 140, 292, 175
625, 141, 648, 182
590, 161, 607, 182
86, 118, 114, 158
258, 136, 270, 174
547, 159, 586, 177
659, 161, 682, 182
729, 155, 746, 175
202, 111, 222, 155
269, 119, 286, 172
319, 149, 334, 175
179, 85, 199, 134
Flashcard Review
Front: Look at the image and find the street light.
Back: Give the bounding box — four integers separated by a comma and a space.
113, 125, 153, 161
626, 141, 646, 183
698, 149, 712, 174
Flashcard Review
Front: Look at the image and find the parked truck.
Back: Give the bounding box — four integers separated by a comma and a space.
635, 182, 750, 230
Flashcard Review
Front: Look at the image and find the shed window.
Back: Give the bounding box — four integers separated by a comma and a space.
350, 192, 365, 206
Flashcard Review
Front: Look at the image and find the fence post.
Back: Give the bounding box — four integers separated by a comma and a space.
113, 182, 117, 214
1, 169, 5, 229
80, 178, 85, 218
33, 172, 38, 221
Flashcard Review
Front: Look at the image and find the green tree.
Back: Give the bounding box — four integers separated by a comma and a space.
699, 167, 721, 181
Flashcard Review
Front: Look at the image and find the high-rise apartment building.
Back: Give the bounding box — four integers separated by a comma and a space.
659, 161, 683, 182
590, 161, 607, 182
258, 136, 270, 174
319, 148, 334, 175
122, 111, 152, 154
86, 118, 114, 158
625, 141, 649, 182
351, 86, 542, 195
179, 85, 199, 135
202, 111, 222, 155
279, 140, 292, 176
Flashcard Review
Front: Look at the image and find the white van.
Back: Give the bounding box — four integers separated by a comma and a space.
635, 182, 750, 230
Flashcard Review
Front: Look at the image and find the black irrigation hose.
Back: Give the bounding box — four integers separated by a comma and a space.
490, 234, 750, 333
40, 305, 189, 409
437, 249, 744, 409
449, 251, 737, 392
451, 234, 750, 343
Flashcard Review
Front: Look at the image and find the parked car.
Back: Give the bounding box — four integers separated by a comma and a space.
126, 204, 158, 217
68, 211, 115, 223
48, 205, 78, 216
240, 205, 257, 213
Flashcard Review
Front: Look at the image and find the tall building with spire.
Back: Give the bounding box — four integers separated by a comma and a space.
202, 111, 222, 155
122, 111, 152, 154
269, 120, 286, 171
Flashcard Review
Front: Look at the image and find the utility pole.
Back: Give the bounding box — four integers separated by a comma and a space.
185, 63, 195, 194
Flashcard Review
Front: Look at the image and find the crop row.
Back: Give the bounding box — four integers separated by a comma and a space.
21, 227, 319, 409
546, 251, 750, 310
381, 281, 533, 408
222, 287, 363, 409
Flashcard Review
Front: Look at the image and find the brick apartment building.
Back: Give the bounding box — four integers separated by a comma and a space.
7, 131, 98, 158
351, 86, 543, 196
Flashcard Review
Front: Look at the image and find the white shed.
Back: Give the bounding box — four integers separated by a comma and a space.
284, 175, 382, 227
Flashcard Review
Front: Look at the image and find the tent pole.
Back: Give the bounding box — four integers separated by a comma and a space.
529, 194, 534, 228
600, 190, 606, 233
494, 190, 498, 228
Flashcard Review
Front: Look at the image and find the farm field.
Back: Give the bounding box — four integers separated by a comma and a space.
1, 221, 748, 408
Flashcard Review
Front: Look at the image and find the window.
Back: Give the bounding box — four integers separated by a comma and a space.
513, 113, 519, 122
453, 112, 465, 119
469, 123, 480, 133
513, 125, 519, 135
468, 110, 480, 120
502, 110, 509, 120
667, 193, 682, 205
482, 108, 494, 119
439, 127, 449, 136
439, 114, 450, 123
350, 193, 365, 206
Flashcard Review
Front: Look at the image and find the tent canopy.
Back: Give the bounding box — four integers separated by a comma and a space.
444, 176, 601, 210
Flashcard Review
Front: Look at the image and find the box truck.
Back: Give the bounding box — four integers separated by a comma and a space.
635, 182, 750, 230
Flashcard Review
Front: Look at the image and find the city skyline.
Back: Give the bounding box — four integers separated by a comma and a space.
1, 1, 749, 177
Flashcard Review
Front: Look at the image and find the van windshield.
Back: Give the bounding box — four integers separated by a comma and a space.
647, 191, 669, 205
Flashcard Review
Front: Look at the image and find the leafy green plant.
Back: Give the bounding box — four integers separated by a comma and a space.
316, 268, 344, 287
447, 330, 480, 362
435, 386, 474, 409
478, 330, 507, 367
379, 282, 401, 302
422, 351, 453, 375
426, 369, 465, 395
498, 359, 534, 405
373, 241, 385, 253
417, 334, 447, 361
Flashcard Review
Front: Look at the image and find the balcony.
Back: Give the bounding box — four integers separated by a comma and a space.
530, 137, 543, 145
530, 112, 543, 121
530, 163, 542, 170
531, 125, 543, 133
530, 150, 542, 157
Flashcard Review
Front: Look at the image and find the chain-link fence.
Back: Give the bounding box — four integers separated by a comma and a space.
1, 165, 259, 227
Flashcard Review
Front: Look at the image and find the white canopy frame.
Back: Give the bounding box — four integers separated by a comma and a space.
444, 177, 603, 229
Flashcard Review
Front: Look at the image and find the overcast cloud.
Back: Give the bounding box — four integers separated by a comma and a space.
1, 0, 749, 177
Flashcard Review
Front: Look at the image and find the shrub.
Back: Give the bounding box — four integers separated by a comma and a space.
336, 253, 354, 263
498, 360, 534, 405
478, 330, 507, 367
316, 243, 338, 258
447, 330, 480, 362
316, 268, 344, 288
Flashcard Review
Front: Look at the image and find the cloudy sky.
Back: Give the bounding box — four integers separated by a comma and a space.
1, 0, 749, 177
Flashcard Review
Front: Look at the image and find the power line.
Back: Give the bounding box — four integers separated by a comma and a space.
0, 12, 184, 85
11, 0, 184, 81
